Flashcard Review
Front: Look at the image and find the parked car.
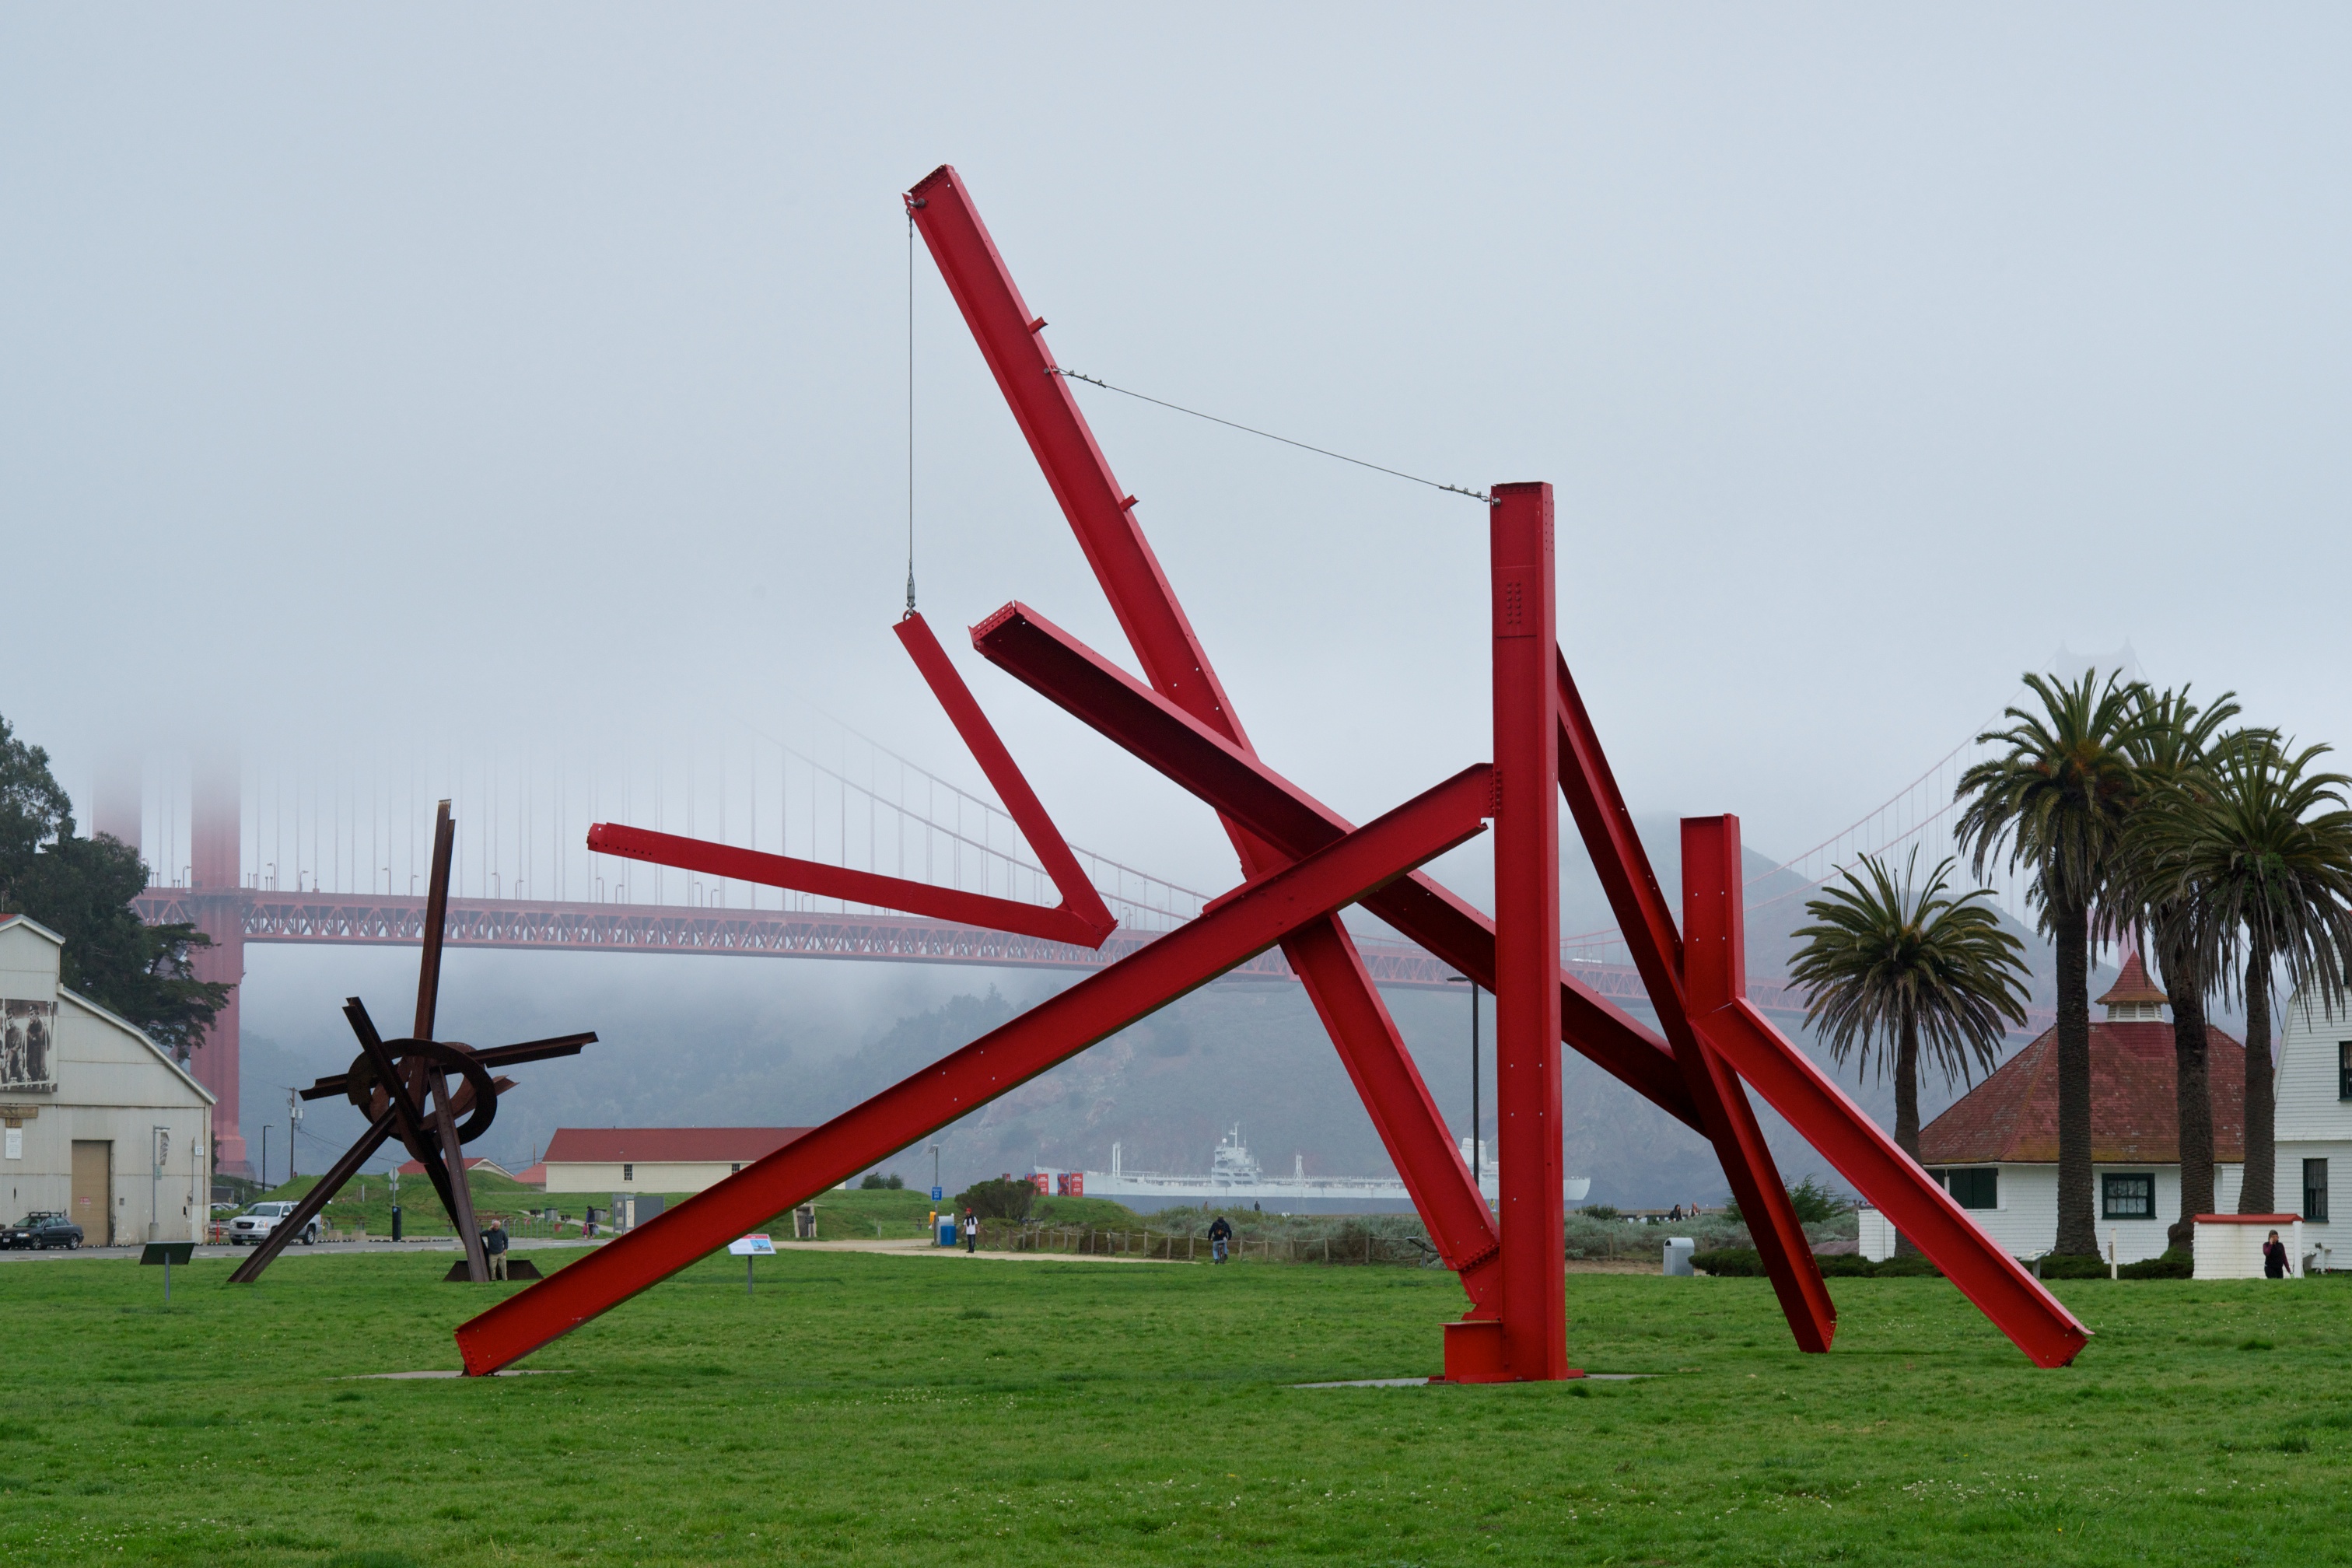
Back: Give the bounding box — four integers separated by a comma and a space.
227, 1201, 319, 1248
2, 1212, 84, 1250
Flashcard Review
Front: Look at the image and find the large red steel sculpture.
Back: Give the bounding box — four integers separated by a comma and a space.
454, 167, 2089, 1377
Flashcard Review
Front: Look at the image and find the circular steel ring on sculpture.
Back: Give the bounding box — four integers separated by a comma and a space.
341, 1039, 501, 1147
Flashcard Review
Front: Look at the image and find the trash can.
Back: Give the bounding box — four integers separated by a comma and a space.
1663, 1237, 1695, 1276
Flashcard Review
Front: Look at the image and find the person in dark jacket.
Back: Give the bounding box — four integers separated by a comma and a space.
962, 1208, 978, 1254
483, 1219, 509, 1281
1208, 1214, 1233, 1264
2264, 1229, 2291, 1279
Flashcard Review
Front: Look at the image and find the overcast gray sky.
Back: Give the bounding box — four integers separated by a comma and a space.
6, 7, 2347, 899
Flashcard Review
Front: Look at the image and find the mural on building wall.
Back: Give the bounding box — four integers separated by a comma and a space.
1, 999, 58, 1091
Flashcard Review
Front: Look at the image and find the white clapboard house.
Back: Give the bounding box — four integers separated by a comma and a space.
1865, 954, 2352, 1266
1864, 955, 2244, 1264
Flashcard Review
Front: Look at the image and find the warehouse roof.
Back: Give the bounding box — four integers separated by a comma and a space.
542, 1127, 812, 1164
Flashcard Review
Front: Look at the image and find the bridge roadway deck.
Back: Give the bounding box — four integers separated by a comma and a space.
128, 887, 1986, 1028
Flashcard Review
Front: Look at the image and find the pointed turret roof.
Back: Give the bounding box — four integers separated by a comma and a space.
2097, 951, 2169, 1010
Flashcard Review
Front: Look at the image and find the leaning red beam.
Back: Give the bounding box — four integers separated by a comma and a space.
590, 611, 1114, 950
453, 765, 1496, 1376
906, 165, 1508, 1303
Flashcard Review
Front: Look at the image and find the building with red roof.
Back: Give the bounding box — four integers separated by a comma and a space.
541, 1127, 814, 1195
394, 1153, 514, 1181
1886, 954, 2252, 1265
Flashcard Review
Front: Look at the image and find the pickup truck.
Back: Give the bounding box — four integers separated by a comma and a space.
1, 1212, 84, 1250
227, 1201, 320, 1248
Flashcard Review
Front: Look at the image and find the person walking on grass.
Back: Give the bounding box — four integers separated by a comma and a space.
483, 1219, 509, 1281
2265, 1229, 2291, 1279
962, 1208, 978, 1254
1208, 1213, 1233, 1264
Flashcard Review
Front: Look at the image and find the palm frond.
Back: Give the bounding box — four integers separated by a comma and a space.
1790, 849, 2032, 1090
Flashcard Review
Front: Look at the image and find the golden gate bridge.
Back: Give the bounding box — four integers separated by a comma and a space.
112, 698, 2050, 1174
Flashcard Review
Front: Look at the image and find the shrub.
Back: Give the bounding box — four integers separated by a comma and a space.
1579, 1204, 1621, 1221
1722, 1175, 1853, 1228
2033, 1253, 2114, 1280
1690, 1248, 1943, 1279
953, 1178, 1034, 1222
859, 1172, 887, 1190
2118, 1248, 2193, 1280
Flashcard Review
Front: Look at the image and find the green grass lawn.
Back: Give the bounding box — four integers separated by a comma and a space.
4, 1249, 2348, 1566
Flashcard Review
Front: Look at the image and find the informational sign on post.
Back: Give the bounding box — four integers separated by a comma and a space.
140, 1241, 195, 1304
728, 1233, 776, 1297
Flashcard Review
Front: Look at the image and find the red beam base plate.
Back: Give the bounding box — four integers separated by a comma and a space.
1440, 1318, 1586, 1383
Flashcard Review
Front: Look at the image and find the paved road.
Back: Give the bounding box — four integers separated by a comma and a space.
0, 1236, 608, 1264
0, 1234, 1190, 1267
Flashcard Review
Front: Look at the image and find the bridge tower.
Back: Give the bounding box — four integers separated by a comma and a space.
187, 753, 249, 1177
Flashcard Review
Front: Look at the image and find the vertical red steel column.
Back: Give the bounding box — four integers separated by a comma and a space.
1489, 482, 1570, 1380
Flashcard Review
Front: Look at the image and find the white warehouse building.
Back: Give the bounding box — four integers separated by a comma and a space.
1, 914, 214, 1245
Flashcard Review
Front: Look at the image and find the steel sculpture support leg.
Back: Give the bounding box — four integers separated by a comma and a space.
1679, 816, 2090, 1368
226, 1107, 397, 1284
1552, 654, 1834, 1352
454, 765, 1496, 1374
1479, 484, 1570, 1381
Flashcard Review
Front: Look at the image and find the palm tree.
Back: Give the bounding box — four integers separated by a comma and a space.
2112, 686, 2243, 1250
2140, 737, 2352, 1213
1956, 670, 2151, 1256
1790, 854, 2031, 1248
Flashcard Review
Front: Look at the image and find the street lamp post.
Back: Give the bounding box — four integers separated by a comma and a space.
1446, 976, 1483, 1193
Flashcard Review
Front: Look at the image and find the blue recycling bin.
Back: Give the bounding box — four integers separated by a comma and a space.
936, 1216, 957, 1248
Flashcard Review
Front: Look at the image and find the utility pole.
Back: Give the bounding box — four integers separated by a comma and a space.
287, 1087, 303, 1183
1447, 976, 1483, 1193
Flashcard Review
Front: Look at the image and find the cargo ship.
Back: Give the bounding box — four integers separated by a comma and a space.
1038, 1125, 1589, 1216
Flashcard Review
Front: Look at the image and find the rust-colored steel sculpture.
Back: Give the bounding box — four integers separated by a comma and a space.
453, 166, 2090, 1375
229, 801, 594, 1285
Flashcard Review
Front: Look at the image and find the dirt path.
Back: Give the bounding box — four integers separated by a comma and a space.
785, 1237, 1171, 1265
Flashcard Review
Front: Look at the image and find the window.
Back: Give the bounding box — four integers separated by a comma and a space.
2102, 1173, 2155, 1219
1929, 1167, 1998, 1209
2306, 1158, 2329, 1223
2340, 1041, 2352, 1101
622, 1163, 633, 1182
731, 1163, 743, 1174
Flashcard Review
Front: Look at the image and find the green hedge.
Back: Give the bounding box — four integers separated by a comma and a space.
1692, 1247, 2197, 1281
1692, 1248, 1942, 1279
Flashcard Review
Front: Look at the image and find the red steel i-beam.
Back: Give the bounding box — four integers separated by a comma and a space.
1680, 816, 2091, 1370
455, 764, 1496, 1375
970, 603, 1697, 1123
587, 610, 1113, 950
1481, 483, 1569, 1381
912, 168, 1500, 1301
1553, 656, 1836, 1352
